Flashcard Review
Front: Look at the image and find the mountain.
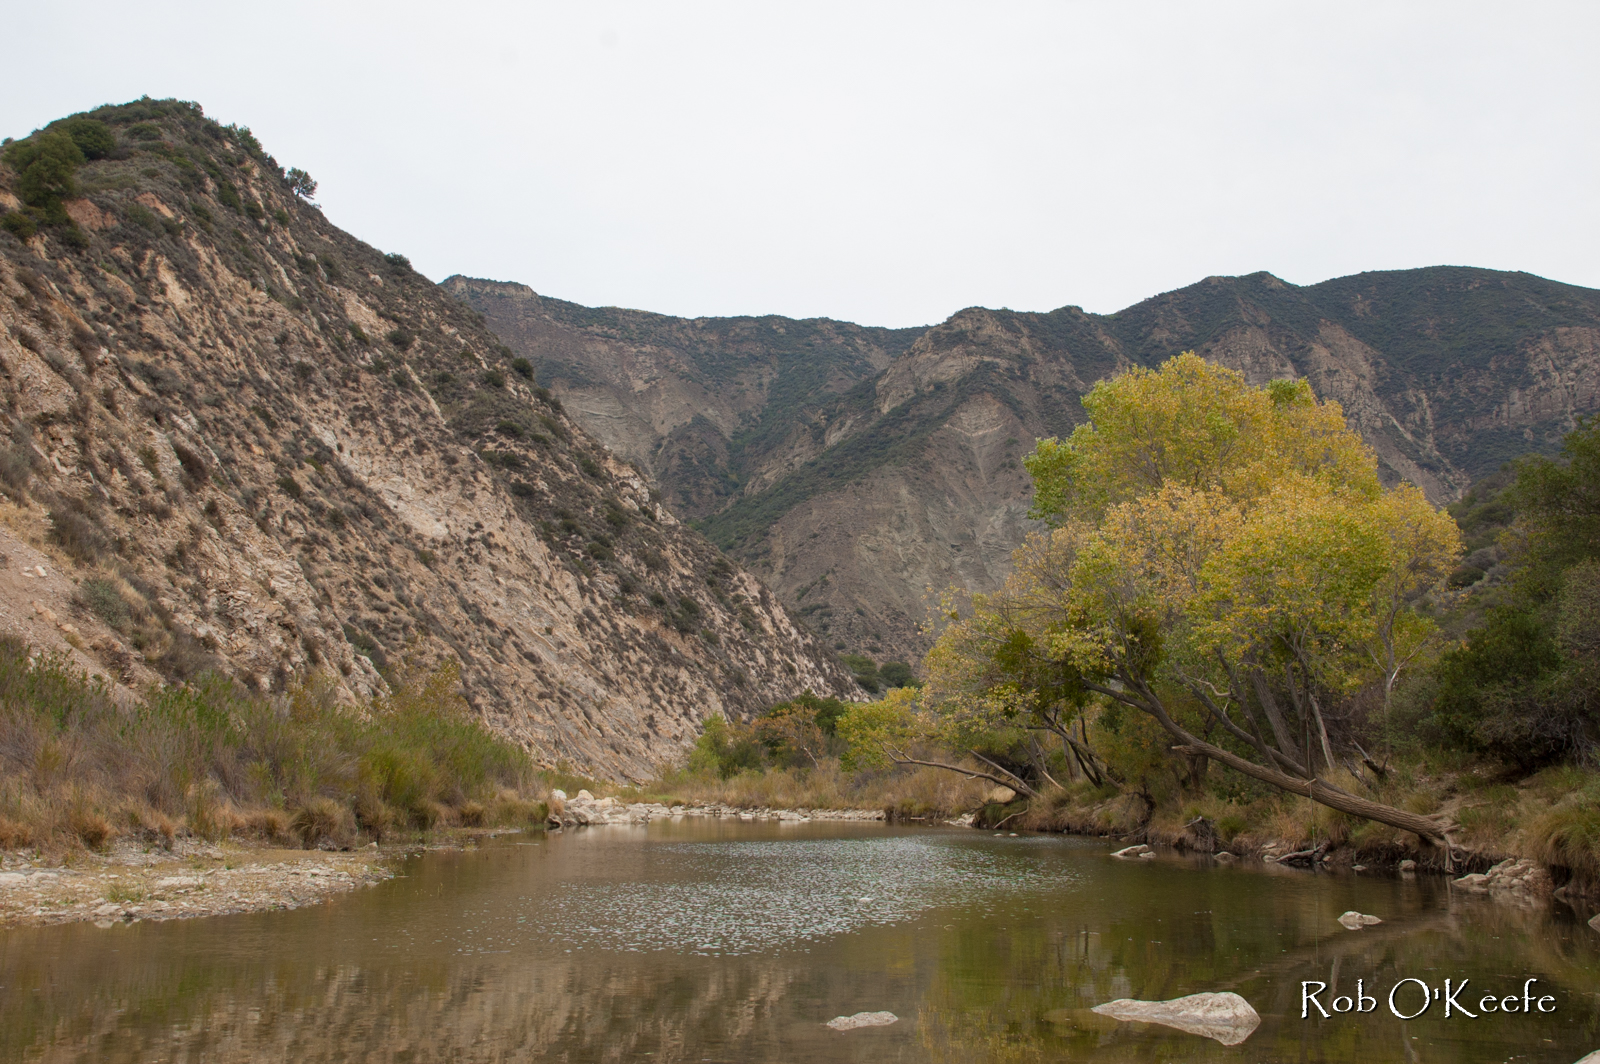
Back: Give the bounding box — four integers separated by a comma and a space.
451, 269, 1600, 664
0, 98, 857, 782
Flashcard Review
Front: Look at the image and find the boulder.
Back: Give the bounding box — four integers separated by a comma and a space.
825, 1011, 898, 1030
1399, 859, 1417, 872
1213, 852, 1237, 863
549, 790, 567, 802
1573, 1052, 1600, 1064
1091, 992, 1260, 1046
1111, 844, 1151, 859
1338, 911, 1383, 930
1588, 913, 1600, 933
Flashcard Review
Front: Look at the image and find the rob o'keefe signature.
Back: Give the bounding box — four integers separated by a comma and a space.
1302, 978, 1556, 1020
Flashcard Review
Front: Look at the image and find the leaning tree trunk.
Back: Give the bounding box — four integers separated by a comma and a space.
1089, 681, 1446, 843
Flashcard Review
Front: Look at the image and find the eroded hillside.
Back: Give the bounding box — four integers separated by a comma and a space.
454, 269, 1600, 664
0, 99, 856, 781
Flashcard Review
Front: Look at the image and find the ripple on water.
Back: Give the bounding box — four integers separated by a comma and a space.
544, 834, 1077, 956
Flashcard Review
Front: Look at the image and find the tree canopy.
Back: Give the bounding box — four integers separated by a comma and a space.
845, 354, 1464, 842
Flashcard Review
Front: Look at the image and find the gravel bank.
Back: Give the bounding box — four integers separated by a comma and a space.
0, 837, 393, 929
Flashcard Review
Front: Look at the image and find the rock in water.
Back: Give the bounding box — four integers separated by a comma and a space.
825, 1011, 898, 1030
1573, 1052, 1600, 1064
1337, 911, 1383, 930
1588, 913, 1600, 933
1091, 992, 1260, 1046
1110, 844, 1151, 859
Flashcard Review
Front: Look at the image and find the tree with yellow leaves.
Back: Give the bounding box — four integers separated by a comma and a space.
849, 354, 1461, 842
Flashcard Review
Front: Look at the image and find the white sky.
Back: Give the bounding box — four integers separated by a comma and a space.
6, 2, 1597, 328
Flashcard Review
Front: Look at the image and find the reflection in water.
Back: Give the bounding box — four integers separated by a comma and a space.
0, 821, 1596, 1063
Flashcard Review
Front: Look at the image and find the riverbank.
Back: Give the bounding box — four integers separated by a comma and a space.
628, 755, 1600, 897
0, 834, 394, 928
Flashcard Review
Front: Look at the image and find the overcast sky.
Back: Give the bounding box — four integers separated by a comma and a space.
6, 2, 1597, 327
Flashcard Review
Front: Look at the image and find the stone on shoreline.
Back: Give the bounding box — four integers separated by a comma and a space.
1338, 911, 1383, 930
1454, 858, 1552, 898
1091, 992, 1260, 1045
1110, 844, 1151, 859
825, 1011, 898, 1030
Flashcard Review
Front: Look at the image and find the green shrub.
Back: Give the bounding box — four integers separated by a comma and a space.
1, 211, 38, 239
60, 118, 115, 160
78, 578, 131, 630
386, 327, 413, 350
480, 370, 505, 389
276, 474, 303, 500
510, 357, 533, 379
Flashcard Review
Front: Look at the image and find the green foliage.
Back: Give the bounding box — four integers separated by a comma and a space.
5, 131, 84, 208
841, 653, 881, 693
510, 357, 533, 379
480, 370, 505, 389
0, 640, 535, 848
1427, 416, 1600, 766
384, 252, 411, 273
276, 474, 304, 500
686, 714, 765, 779
285, 167, 317, 199
879, 660, 918, 689
59, 118, 115, 160
78, 578, 131, 630
1, 211, 37, 240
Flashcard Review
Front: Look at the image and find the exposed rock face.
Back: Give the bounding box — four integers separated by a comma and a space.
1091, 992, 1261, 1046
454, 269, 1600, 663
0, 99, 856, 781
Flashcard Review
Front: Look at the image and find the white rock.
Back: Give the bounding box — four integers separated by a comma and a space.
0, 872, 24, 886
155, 876, 203, 890
1213, 852, 1237, 863
1091, 992, 1260, 1046
93, 903, 122, 917
1399, 859, 1417, 872
1573, 1052, 1600, 1064
575, 789, 594, 802
1111, 844, 1151, 859
549, 790, 567, 802
1138, 851, 1156, 859
1338, 911, 1383, 930
825, 1011, 898, 1031
1588, 913, 1600, 933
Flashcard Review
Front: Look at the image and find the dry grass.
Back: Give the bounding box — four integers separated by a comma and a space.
0, 636, 545, 855
632, 758, 992, 818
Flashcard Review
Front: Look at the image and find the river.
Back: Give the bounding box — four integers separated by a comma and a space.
1, 820, 1595, 1062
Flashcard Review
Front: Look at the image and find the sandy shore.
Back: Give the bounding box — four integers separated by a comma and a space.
0, 837, 395, 929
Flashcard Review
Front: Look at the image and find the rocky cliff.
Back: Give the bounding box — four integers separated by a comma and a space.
453, 269, 1600, 665
0, 99, 857, 782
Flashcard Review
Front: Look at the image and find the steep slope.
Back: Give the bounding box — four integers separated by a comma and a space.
444, 277, 923, 520
0, 98, 856, 782
453, 269, 1600, 663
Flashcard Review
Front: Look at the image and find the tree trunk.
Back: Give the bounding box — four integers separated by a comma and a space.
1089, 681, 1446, 842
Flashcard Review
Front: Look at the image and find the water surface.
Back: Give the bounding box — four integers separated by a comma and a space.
1, 820, 1596, 1062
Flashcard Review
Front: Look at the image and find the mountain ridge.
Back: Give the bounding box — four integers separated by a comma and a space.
453, 266, 1600, 664
0, 98, 858, 782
